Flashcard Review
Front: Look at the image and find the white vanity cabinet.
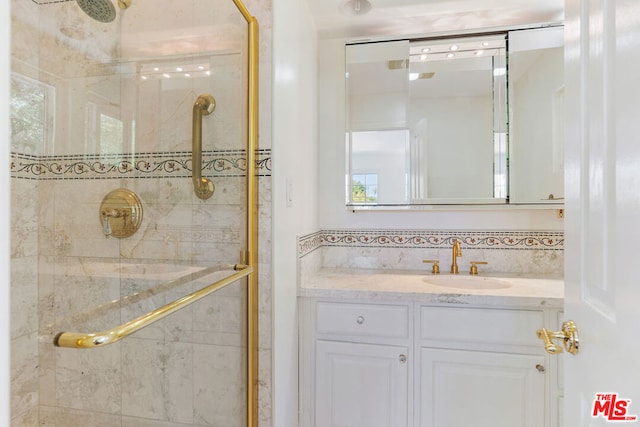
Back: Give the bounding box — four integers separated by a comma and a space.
300, 297, 563, 427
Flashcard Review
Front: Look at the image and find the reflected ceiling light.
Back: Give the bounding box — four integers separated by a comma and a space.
410, 72, 435, 81
176, 67, 183, 72
387, 59, 409, 70
162, 73, 171, 78
421, 48, 431, 53
447, 53, 455, 58
340, 0, 372, 16
482, 41, 490, 47
474, 50, 484, 56
449, 45, 459, 51
420, 54, 427, 61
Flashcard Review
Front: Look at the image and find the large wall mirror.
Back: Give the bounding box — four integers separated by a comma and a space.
345, 27, 563, 208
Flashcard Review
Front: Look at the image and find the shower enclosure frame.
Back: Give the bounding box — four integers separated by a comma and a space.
48, 1, 260, 425
232, 2, 260, 425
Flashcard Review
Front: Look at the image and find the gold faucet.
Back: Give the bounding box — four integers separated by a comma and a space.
451, 240, 462, 274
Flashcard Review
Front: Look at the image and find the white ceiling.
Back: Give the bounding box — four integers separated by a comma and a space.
306, 0, 564, 40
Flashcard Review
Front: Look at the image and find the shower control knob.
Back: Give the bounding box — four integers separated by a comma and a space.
356, 316, 365, 324
399, 354, 407, 364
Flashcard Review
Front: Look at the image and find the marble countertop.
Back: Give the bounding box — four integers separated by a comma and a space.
300, 268, 564, 309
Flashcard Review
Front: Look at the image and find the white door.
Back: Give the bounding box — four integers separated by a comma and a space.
564, 0, 640, 424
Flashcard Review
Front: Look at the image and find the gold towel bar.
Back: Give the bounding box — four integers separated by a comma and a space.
54, 264, 253, 349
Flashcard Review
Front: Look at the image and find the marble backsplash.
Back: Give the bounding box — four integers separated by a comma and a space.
298, 229, 564, 285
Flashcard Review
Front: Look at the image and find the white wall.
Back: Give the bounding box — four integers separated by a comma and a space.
272, 0, 318, 425
1, 1, 10, 426
317, 38, 564, 231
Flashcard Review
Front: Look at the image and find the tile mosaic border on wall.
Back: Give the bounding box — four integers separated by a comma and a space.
31, 0, 72, 4
10, 149, 272, 180
298, 229, 564, 258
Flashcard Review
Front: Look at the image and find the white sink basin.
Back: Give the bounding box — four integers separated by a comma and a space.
423, 274, 511, 290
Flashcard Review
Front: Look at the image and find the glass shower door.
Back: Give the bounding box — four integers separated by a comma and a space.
10, 0, 256, 425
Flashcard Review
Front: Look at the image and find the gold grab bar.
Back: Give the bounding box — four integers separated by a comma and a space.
192, 94, 216, 199
53, 264, 252, 349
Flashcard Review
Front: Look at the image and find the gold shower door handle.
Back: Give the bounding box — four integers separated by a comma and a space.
536, 320, 580, 355
192, 94, 216, 199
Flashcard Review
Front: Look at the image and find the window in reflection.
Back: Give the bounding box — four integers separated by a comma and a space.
494, 132, 507, 198
100, 113, 124, 155
352, 173, 378, 203
350, 129, 409, 204
10, 73, 54, 155
86, 100, 136, 158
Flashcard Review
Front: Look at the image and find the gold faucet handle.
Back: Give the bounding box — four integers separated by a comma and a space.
423, 259, 440, 274
469, 261, 488, 275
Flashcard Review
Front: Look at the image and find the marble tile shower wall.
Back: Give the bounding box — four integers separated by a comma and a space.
298, 229, 564, 284
11, 157, 273, 427
11, 178, 40, 427
10, 0, 274, 426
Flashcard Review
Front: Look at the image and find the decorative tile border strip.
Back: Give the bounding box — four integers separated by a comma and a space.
298, 231, 324, 258
32, 0, 72, 4
10, 149, 271, 180
299, 229, 564, 258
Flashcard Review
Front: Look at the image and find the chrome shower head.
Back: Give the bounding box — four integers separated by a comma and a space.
76, 0, 131, 23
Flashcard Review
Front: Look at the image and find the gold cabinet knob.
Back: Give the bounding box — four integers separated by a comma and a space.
469, 261, 488, 275
423, 259, 440, 274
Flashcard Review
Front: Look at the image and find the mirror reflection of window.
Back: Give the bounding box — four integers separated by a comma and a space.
10, 73, 54, 156
351, 173, 378, 203
494, 132, 508, 198
99, 113, 124, 155
85, 100, 136, 159
350, 129, 409, 204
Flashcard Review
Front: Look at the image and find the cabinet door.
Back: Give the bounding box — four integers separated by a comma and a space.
316, 340, 409, 427
508, 26, 565, 204
419, 348, 545, 427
